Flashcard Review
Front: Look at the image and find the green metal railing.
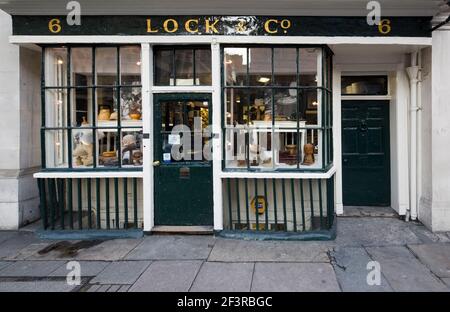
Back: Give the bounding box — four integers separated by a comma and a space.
37, 177, 143, 230
223, 176, 335, 234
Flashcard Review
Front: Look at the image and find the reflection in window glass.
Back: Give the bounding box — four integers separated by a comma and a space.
71, 48, 92, 86
72, 88, 92, 127
225, 88, 248, 126
122, 131, 143, 167
96, 47, 117, 85
120, 46, 141, 85
249, 48, 272, 86
72, 128, 94, 168
175, 49, 194, 85
45, 89, 67, 127
45, 130, 68, 168
45, 48, 68, 87
97, 129, 119, 167
274, 48, 297, 86
224, 48, 247, 86
299, 48, 319, 87
155, 49, 173, 86
195, 49, 212, 85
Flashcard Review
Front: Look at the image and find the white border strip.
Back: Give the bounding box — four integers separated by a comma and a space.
220, 166, 336, 180
34, 171, 143, 178
9, 35, 432, 46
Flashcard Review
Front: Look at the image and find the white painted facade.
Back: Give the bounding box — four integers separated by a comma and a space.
0, 2, 449, 232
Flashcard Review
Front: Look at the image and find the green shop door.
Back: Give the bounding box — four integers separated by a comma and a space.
153, 94, 213, 226
342, 100, 390, 206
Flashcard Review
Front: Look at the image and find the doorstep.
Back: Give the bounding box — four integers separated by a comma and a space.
150, 226, 214, 235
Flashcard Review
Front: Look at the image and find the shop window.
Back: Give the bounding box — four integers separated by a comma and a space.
223, 46, 333, 171
42, 45, 143, 170
341, 75, 388, 95
154, 46, 212, 86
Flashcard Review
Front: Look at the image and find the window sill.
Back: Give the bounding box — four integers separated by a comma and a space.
220, 166, 336, 179
34, 170, 143, 179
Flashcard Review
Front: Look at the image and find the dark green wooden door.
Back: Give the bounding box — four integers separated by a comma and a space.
342, 100, 390, 206
154, 94, 213, 226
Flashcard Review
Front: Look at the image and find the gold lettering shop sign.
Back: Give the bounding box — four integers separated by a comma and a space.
12, 16, 432, 37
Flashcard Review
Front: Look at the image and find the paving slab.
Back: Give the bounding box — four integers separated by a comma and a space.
129, 260, 202, 292
0, 232, 42, 260
107, 285, 121, 292
251, 263, 340, 292
208, 239, 330, 262
90, 261, 150, 285
0, 261, 13, 271
342, 206, 397, 218
330, 247, 392, 292
125, 235, 215, 260
74, 239, 144, 261
118, 285, 131, 292
408, 244, 450, 278
442, 278, 450, 288
0, 281, 77, 292
7, 243, 54, 260
50, 261, 110, 277
0, 260, 65, 277
190, 262, 254, 292
86, 284, 101, 292
366, 246, 448, 292
0, 231, 19, 245
335, 218, 424, 247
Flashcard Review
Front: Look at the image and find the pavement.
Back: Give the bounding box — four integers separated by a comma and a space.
0, 214, 450, 292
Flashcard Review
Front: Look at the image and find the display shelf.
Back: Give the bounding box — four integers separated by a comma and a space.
97, 119, 142, 131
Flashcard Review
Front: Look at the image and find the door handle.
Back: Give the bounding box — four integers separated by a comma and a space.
153, 161, 161, 167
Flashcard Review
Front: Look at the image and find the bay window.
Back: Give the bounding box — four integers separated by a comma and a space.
223, 45, 333, 171
42, 45, 143, 170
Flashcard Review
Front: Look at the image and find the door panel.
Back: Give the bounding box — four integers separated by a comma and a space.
154, 94, 213, 226
342, 100, 390, 206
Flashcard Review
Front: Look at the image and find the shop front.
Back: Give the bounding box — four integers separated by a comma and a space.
6, 13, 434, 238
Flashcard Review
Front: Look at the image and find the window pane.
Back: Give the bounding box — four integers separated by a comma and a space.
248, 88, 272, 124
274, 48, 297, 86
72, 88, 92, 127
72, 128, 94, 168
274, 88, 297, 124
120, 46, 141, 85
249, 48, 272, 86
45, 130, 68, 168
71, 48, 92, 86
302, 128, 321, 169
96, 87, 118, 127
45, 47, 68, 87
175, 49, 194, 85
224, 48, 247, 86
120, 86, 142, 121
224, 128, 247, 169
97, 129, 119, 167
122, 130, 143, 167
195, 49, 212, 85
300, 89, 319, 126
45, 89, 67, 127
224, 88, 248, 126
273, 130, 301, 169
341, 76, 388, 95
155, 49, 173, 86
96, 47, 117, 85
299, 48, 320, 87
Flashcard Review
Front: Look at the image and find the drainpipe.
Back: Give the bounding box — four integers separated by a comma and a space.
406, 52, 420, 221
416, 50, 423, 220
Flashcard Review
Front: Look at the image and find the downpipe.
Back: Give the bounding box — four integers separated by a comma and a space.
406, 52, 421, 221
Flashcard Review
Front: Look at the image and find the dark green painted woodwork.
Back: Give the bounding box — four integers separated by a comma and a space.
13, 15, 431, 37
342, 100, 390, 206
153, 94, 213, 226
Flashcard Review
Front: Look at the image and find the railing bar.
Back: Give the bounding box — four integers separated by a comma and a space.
105, 178, 110, 230
281, 179, 287, 229
77, 179, 82, 230
309, 179, 314, 228
244, 178, 250, 230
227, 179, 232, 230
291, 179, 297, 232
299, 179, 306, 231
48, 179, 56, 230
263, 178, 269, 231
254, 178, 259, 231
272, 179, 278, 228
235, 178, 241, 226
123, 177, 128, 229
68, 179, 73, 229
58, 179, 65, 230
133, 177, 138, 229
96, 178, 101, 229
114, 177, 119, 229
38, 179, 48, 230
318, 179, 324, 229
87, 179, 92, 229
